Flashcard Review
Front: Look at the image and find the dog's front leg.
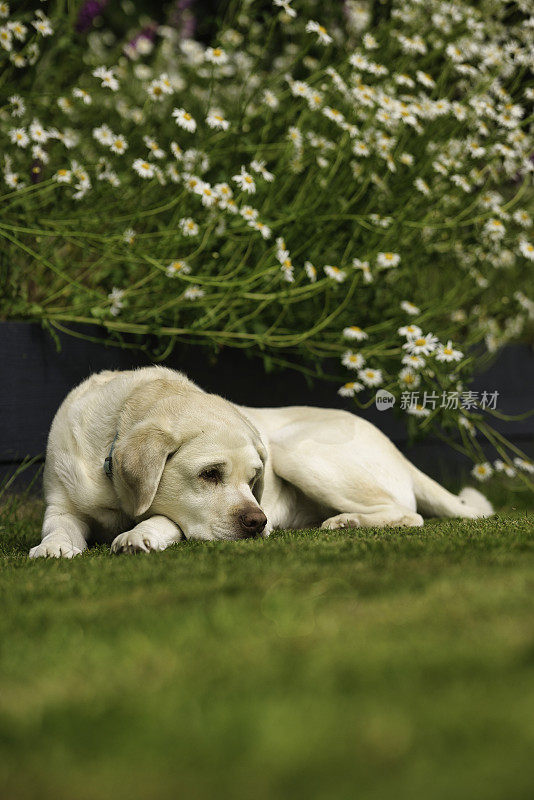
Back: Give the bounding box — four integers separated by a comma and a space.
29, 507, 89, 559
111, 515, 183, 555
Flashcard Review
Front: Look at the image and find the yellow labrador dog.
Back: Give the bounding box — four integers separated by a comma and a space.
30, 366, 493, 557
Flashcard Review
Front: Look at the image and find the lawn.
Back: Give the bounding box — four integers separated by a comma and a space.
1, 490, 534, 800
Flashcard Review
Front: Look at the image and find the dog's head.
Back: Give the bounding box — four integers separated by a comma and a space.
113, 389, 268, 541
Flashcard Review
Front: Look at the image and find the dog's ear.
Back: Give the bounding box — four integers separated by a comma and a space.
113, 423, 177, 517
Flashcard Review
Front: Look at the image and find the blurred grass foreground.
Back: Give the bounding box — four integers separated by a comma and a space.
0, 492, 533, 800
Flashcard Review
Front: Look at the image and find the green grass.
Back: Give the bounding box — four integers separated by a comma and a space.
1, 491, 534, 800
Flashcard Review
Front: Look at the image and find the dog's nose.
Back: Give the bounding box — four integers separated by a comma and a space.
239, 510, 267, 538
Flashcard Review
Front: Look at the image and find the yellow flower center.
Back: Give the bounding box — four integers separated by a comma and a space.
184, 112, 191, 120
213, 48, 222, 57
414, 338, 426, 346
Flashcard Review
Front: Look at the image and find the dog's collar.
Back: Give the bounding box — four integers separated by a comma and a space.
104, 433, 119, 479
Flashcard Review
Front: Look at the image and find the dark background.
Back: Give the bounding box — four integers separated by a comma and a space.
1, 322, 532, 492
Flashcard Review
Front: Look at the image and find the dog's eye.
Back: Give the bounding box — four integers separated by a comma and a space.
199, 468, 222, 483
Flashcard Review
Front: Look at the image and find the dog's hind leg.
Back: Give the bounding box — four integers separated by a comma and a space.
267, 417, 423, 530
321, 506, 423, 530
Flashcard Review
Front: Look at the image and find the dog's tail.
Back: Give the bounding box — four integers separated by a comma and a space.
406, 462, 494, 519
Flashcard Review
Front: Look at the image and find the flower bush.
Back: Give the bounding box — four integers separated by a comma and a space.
1, 0, 533, 483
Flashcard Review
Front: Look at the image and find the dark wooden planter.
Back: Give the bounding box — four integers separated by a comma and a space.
1, 321, 533, 490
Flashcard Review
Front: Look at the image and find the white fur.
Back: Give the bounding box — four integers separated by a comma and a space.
29, 367, 494, 557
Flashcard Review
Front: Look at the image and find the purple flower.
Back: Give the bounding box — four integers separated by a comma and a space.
75, 0, 109, 34
169, 0, 196, 40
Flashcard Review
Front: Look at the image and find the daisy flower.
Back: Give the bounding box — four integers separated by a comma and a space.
288, 127, 303, 148
93, 66, 119, 91
304, 261, 317, 282
342, 351, 365, 370
53, 168, 72, 183
73, 88, 92, 105
123, 228, 136, 244
471, 462, 493, 482
32, 15, 53, 36
263, 90, 279, 109
8, 95, 25, 117
147, 79, 169, 101
483, 218, 506, 240
0, 3, 9, 18
363, 33, 378, 49
9, 128, 29, 148
352, 258, 373, 283
513, 210, 531, 228
143, 136, 165, 159
323, 107, 345, 124
343, 326, 368, 341
206, 111, 230, 130
184, 286, 204, 300
241, 205, 259, 222
353, 141, 370, 157
166, 260, 191, 277
399, 368, 420, 388
451, 174, 471, 193
251, 221, 272, 240
172, 107, 197, 133
519, 240, 534, 261
214, 182, 233, 202
273, 0, 296, 17
401, 353, 426, 369
280, 259, 294, 282
29, 120, 49, 143
232, 167, 256, 194
414, 178, 430, 195
435, 341, 463, 363
324, 265, 346, 282
358, 367, 383, 387
398, 324, 422, 337
338, 381, 364, 397
0, 24, 11, 50
416, 70, 435, 88
108, 288, 125, 316
250, 159, 274, 181
305, 21, 333, 45
110, 135, 128, 155
400, 301, 420, 316
132, 159, 155, 179
205, 46, 228, 64
407, 403, 430, 418
513, 457, 534, 474
199, 182, 217, 207
377, 251, 400, 268
403, 332, 439, 356
93, 125, 113, 146
179, 218, 199, 237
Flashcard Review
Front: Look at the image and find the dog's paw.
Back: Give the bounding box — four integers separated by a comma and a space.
321, 514, 361, 530
111, 529, 166, 554
29, 535, 82, 559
